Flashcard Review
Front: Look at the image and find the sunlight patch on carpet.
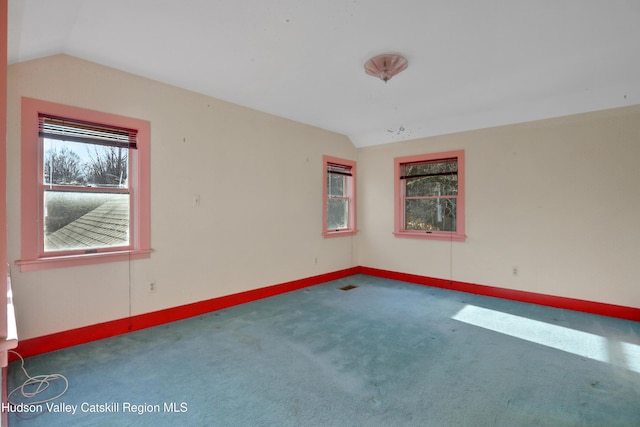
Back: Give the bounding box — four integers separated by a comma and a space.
452, 304, 640, 374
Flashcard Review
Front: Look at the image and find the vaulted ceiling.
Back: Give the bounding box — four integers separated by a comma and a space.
8, 0, 640, 147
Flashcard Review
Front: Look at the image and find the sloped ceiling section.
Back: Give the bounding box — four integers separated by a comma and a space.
8, 0, 640, 147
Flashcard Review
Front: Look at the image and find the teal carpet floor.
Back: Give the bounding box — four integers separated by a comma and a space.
7, 275, 640, 426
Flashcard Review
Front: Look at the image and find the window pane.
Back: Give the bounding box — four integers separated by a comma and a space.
405, 198, 457, 232
44, 138, 128, 188
327, 198, 348, 230
327, 174, 346, 197
44, 191, 130, 251
405, 159, 457, 177
406, 175, 458, 197
404, 159, 458, 197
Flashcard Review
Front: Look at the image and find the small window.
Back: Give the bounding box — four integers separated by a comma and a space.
394, 150, 465, 241
17, 98, 151, 271
323, 156, 356, 237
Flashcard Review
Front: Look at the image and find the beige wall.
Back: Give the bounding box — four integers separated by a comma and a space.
7, 54, 640, 341
357, 106, 640, 308
7, 55, 357, 340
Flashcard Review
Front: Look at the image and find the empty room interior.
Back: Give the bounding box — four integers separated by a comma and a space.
1, 1, 639, 426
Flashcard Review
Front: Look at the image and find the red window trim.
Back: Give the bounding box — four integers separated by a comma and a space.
394, 150, 466, 242
16, 97, 152, 271
322, 155, 357, 238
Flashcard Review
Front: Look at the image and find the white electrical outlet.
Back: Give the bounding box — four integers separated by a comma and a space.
149, 282, 156, 293
512, 266, 519, 277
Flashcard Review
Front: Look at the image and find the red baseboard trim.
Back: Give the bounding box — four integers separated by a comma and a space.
11, 265, 639, 362
359, 266, 640, 322
11, 267, 359, 361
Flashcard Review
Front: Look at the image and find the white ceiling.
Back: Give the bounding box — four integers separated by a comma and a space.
8, 0, 640, 147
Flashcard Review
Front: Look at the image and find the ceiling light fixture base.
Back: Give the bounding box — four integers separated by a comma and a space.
364, 54, 408, 83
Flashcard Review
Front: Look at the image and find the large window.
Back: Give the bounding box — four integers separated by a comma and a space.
17, 98, 151, 271
322, 156, 356, 237
394, 150, 465, 241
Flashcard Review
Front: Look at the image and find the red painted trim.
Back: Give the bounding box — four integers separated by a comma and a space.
11, 267, 359, 361
322, 155, 357, 237
394, 150, 466, 242
11, 265, 639, 362
359, 266, 640, 322
16, 249, 152, 272
18, 98, 152, 272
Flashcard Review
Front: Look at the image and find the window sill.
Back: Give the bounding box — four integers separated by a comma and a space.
322, 229, 357, 239
393, 231, 466, 242
16, 249, 153, 272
